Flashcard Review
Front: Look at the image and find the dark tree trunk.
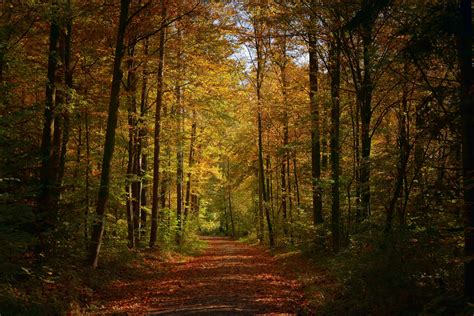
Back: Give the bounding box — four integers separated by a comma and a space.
358, 9, 374, 221
88, 0, 131, 268
150, 0, 166, 247
175, 26, 184, 244
308, 34, 323, 225
385, 70, 410, 235
84, 110, 91, 244
293, 156, 300, 209
56, 0, 73, 201
329, 38, 341, 252
139, 37, 149, 237
38, 3, 60, 242
125, 40, 140, 247
184, 109, 196, 225
253, 10, 274, 247
228, 190, 235, 237
278, 39, 289, 237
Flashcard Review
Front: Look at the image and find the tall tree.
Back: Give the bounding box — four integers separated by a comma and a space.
184, 108, 197, 225
175, 24, 184, 243
38, 0, 61, 243
88, 0, 131, 268
329, 34, 341, 251
308, 0, 324, 225
252, 1, 274, 247
150, 0, 167, 248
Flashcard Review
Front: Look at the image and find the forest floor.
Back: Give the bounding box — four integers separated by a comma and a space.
91, 237, 311, 315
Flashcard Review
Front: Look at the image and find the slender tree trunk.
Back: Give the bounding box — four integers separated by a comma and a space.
57, 0, 73, 200
253, 11, 274, 247
293, 156, 300, 209
228, 189, 235, 237
139, 38, 149, 236
126, 136, 135, 248
385, 72, 410, 235
88, 0, 131, 268
150, 1, 167, 247
184, 109, 197, 225
308, 33, 323, 225
125, 40, 140, 247
353, 102, 361, 223
257, 171, 264, 243
358, 18, 374, 221
458, 0, 474, 301
84, 110, 91, 244
329, 38, 341, 252
278, 40, 289, 237
38, 2, 60, 238
175, 27, 184, 243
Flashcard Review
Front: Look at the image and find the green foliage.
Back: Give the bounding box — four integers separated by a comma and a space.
310, 229, 466, 315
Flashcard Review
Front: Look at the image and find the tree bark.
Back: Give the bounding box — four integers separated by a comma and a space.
308, 33, 324, 225
139, 37, 149, 237
253, 7, 274, 247
38, 2, 60, 245
184, 108, 197, 225
358, 4, 374, 221
385, 69, 410, 235
150, 0, 167, 248
329, 38, 341, 252
175, 26, 184, 244
56, 0, 73, 202
88, 0, 131, 268
125, 40, 139, 247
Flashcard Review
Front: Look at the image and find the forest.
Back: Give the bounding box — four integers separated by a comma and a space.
0, 0, 473, 314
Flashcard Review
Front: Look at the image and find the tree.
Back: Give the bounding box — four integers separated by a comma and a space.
150, 0, 167, 248
38, 0, 60, 237
308, 0, 324, 225
88, 0, 131, 268
329, 33, 341, 251
252, 1, 274, 247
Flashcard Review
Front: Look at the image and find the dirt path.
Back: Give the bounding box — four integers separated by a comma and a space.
95, 237, 305, 315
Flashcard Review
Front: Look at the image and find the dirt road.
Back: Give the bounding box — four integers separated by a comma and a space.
94, 237, 305, 315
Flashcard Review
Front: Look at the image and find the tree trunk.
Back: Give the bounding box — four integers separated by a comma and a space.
293, 156, 300, 209
358, 18, 374, 221
150, 0, 167, 248
308, 33, 324, 225
88, 0, 131, 268
228, 189, 235, 237
253, 9, 274, 248
385, 69, 410, 235
84, 110, 91, 244
139, 37, 149, 237
125, 40, 140, 247
329, 38, 341, 252
184, 109, 197, 225
175, 26, 184, 244
56, 0, 73, 201
38, 2, 60, 240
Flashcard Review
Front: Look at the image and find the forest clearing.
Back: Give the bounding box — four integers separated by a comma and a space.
0, 0, 473, 315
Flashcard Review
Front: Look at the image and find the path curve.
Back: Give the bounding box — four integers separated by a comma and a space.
96, 237, 305, 315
